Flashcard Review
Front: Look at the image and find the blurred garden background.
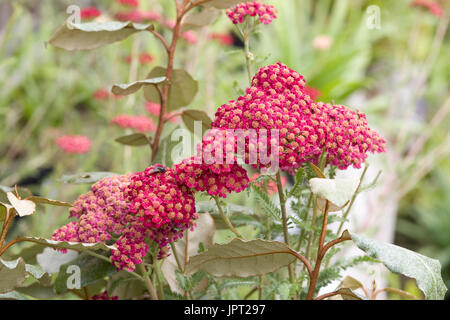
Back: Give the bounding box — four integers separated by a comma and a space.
0, 0, 449, 299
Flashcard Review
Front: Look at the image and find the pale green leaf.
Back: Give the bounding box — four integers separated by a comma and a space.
185, 238, 297, 277
111, 77, 166, 96
49, 21, 153, 51
350, 232, 447, 300
0, 258, 27, 294
182, 7, 221, 29
181, 109, 212, 136
115, 133, 150, 146
26, 196, 72, 207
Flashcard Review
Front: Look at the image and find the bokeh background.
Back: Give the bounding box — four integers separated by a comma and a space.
0, 0, 449, 299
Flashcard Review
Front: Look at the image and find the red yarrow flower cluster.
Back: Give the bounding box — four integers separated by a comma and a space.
175, 129, 250, 198
92, 290, 119, 300
111, 115, 156, 132
111, 165, 198, 270
213, 62, 385, 172
81, 7, 101, 20
52, 174, 131, 245
56, 135, 91, 154
117, 0, 139, 7
227, 1, 277, 25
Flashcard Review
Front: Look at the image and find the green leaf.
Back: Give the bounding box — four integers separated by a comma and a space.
48, 21, 153, 51
144, 67, 198, 111
349, 232, 447, 300
0, 290, 35, 300
111, 77, 166, 96
182, 7, 221, 29
185, 238, 297, 277
26, 196, 72, 207
181, 109, 212, 136
22, 237, 115, 252
340, 275, 365, 291
309, 178, 359, 212
54, 253, 117, 294
203, 0, 253, 9
382, 287, 421, 300
0, 258, 27, 294
336, 288, 365, 300
0, 202, 12, 222
307, 162, 326, 178
115, 133, 150, 146
161, 213, 215, 294
59, 172, 117, 184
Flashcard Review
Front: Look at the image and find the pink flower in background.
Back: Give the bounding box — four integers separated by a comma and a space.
313, 35, 333, 51
115, 10, 143, 22
140, 11, 162, 21
117, 0, 139, 7
182, 31, 198, 44
164, 112, 180, 124
111, 115, 156, 132
411, 0, 443, 17
250, 173, 287, 196
125, 53, 154, 65
80, 7, 101, 20
56, 135, 92, 154
145, 102, 161, 115
227, 1, 277, 25
304, 86, 321, 101
92, 291, 119, 300
164, 19, 176, 29
93, 88, 109, 100
209, 33, 234, 46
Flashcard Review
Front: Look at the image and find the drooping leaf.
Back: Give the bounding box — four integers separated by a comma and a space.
203, 0, 253, 9
341, 275, 365, 291
6, 192, 35, 217
181, 109, 212, 136
182, 7, 221, 29
144, 67, 198, 111
0, 258, 27, 294
54, 253, 117, 294
161, 213, 215, 294
22, 237, 115, 252
185, 238, 297, 277
59, 172, 117, 184
111, 77, 166, 96
26, 196, 72, 207
309, 178, 359, 212
115, 133, 150, 146
349, 232, 447, 300
49, 21, 153, 51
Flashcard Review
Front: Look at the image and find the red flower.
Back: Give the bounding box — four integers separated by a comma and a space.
209, 33, 234, 46
124, 53, 154, 65
182, 31, 198, 44
80, 7, 101, 20
56, 135, 91, 154
93, 88, 109, 100
411, 0, 444, 17
117, 0, 139, 7
111, 115, 156, 132
145, 102, 161, 115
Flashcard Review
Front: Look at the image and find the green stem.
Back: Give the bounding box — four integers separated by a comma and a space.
138, 263, 159, 300
275, 171, 295, 284
305, 196, 318, 263
214, 197, 243, 239
153, 257, 165, 300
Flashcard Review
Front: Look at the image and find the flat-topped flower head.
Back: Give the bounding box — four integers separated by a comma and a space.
111, 115, 156, 132
111, 165, 198, 270
52, 174, 131, 245
227, 1, 277, 25
56, 135, 91, 154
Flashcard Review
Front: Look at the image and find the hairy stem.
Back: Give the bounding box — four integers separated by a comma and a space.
214, 197, 243, 239
138, 263, 159, 300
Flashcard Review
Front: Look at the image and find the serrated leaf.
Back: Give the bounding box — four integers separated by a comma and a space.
54, 253, 117, 294
111, 77, 166, 96
144, 67, 198, 111
26, 196, 72, 207
182, 7, 221, 29
181, 109, 212, 136
59, 172, 117, 184
185, 238, 297, 277
349, 232, 447, 300
309, 178, 359, 211
0, 258, 27, 294
161, 213, 215, 294
6, 192, 35, 217
49, 21, 153, 51
115, 133, 150, 146
203, 0, 253, 9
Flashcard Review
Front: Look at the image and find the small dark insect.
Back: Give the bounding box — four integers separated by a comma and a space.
148, 166, 167, 174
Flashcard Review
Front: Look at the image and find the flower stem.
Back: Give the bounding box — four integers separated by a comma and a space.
214, 197, 243, 239
275, 171, 295, 284
138, 263, 159, 300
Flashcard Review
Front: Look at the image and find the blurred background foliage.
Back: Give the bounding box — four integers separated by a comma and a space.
0, 0, 449, 299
